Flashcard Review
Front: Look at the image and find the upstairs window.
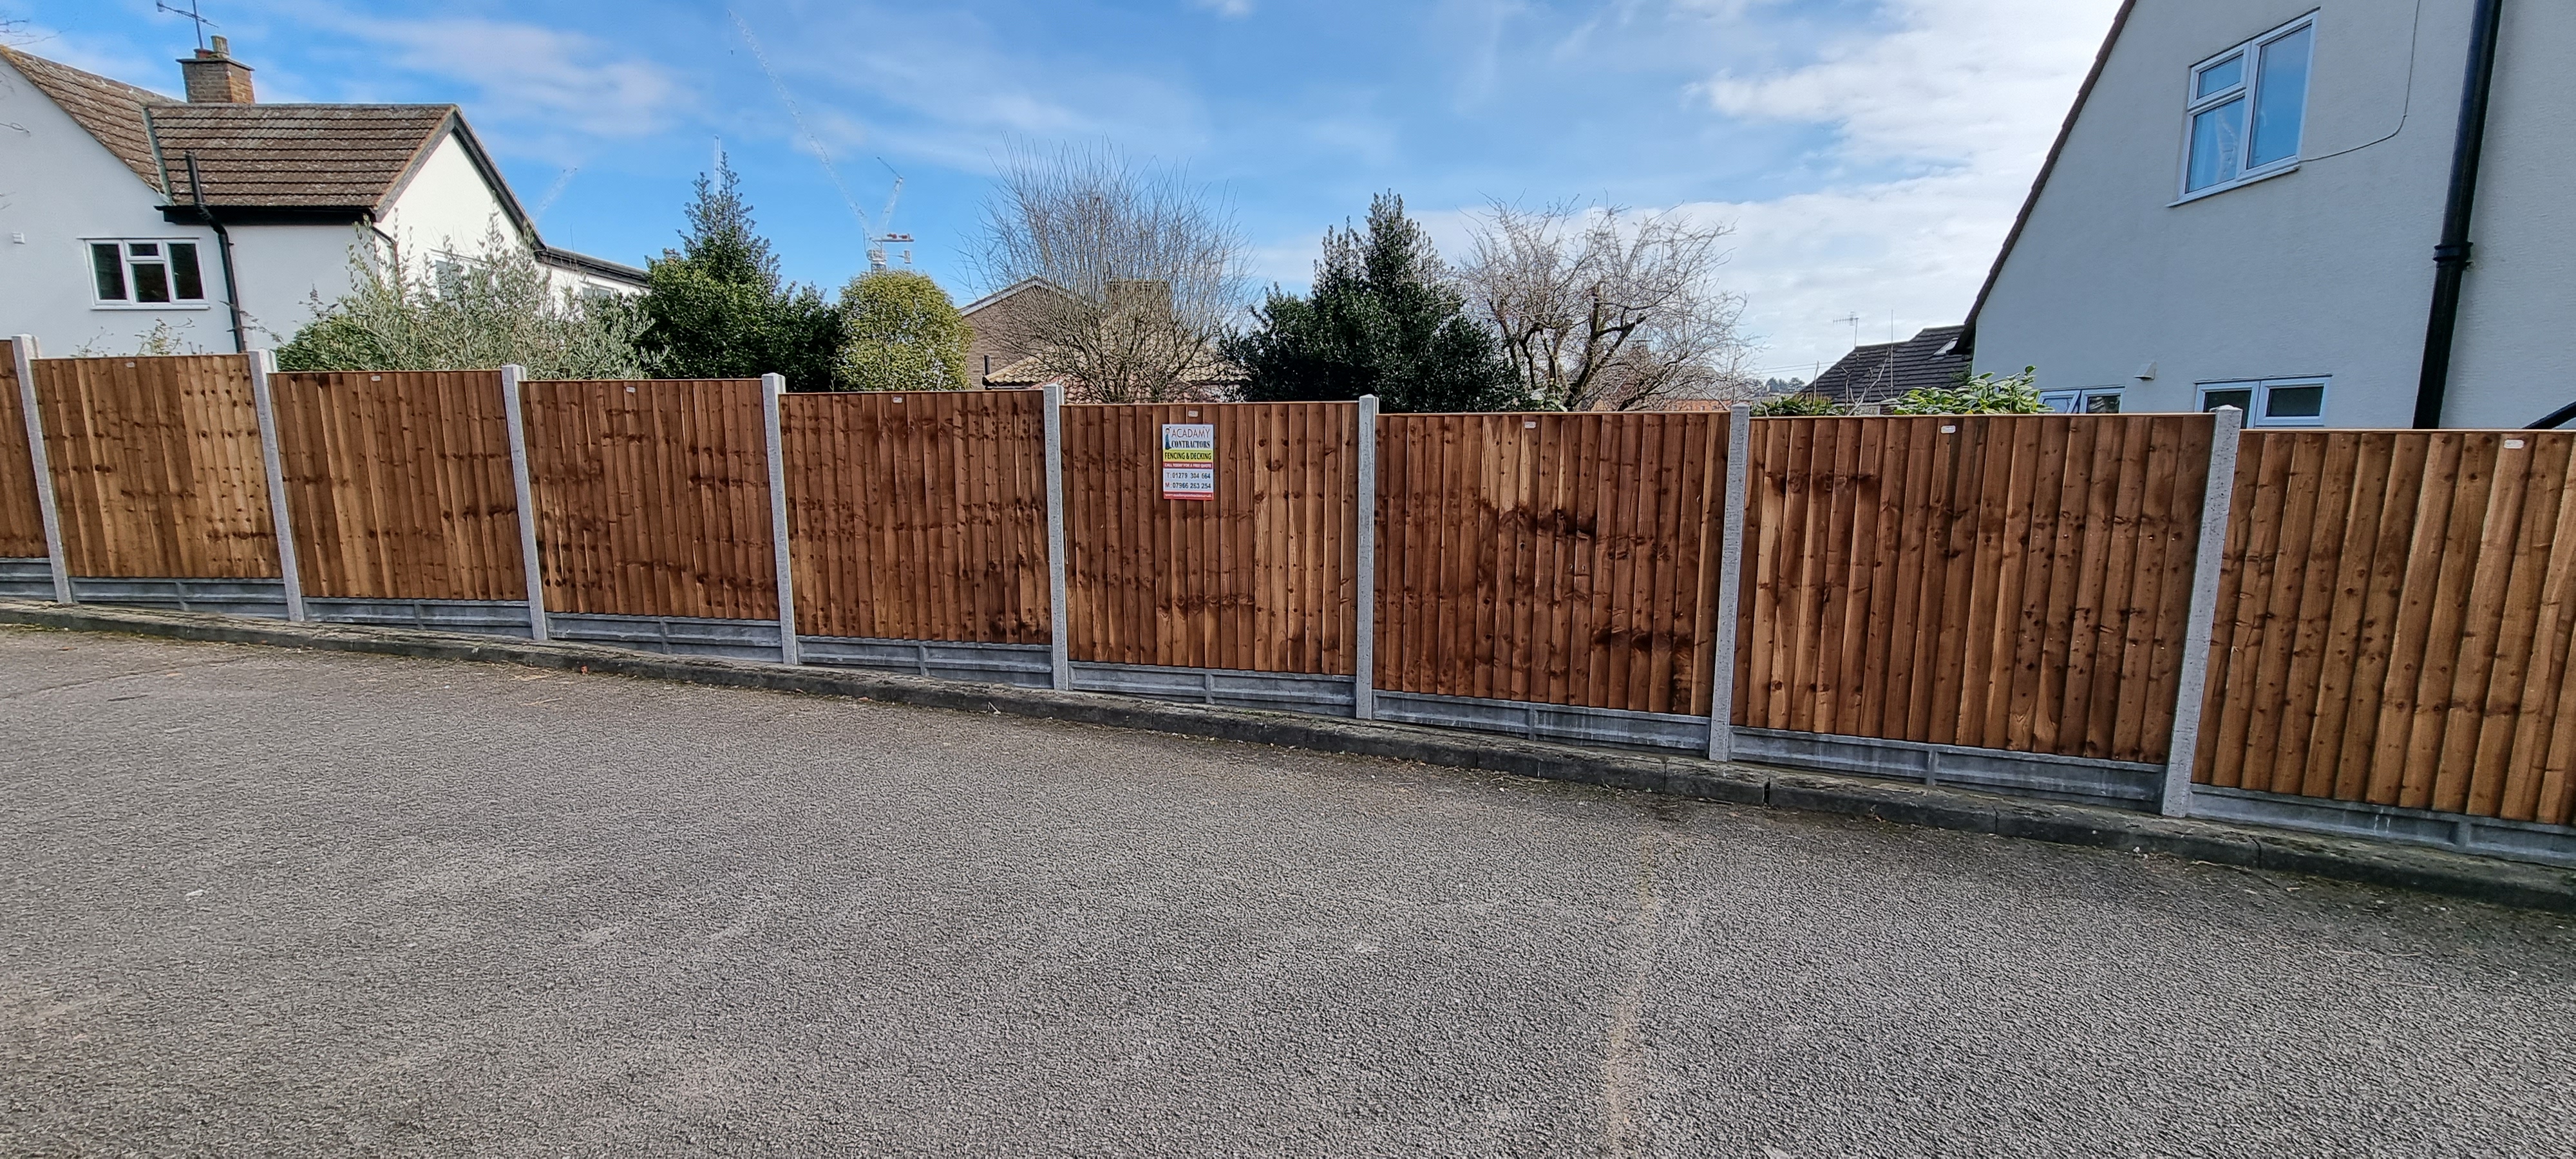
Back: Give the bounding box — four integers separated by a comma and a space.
90, 240, 207, 305
2201, 378, 2328, 427
2039, 388, 2123, 415
2183, 15, 2315, 197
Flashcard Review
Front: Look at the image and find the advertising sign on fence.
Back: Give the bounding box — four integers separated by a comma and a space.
1161, 423, 1215, 500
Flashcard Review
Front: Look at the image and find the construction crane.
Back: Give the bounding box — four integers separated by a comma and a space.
868, 162, 913, 271
728, 8, 921, 275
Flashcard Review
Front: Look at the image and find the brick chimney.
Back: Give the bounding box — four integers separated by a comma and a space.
179, 35, 255, 104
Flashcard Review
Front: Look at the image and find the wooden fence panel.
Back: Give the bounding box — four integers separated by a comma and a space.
268, 370, 526, 601
1376, 411, 1727, 715
1061, 401, 1357, 674
31, 353, 278, 578
0, 339, 47, 559
2198, 431, 2576, 825
1737, 415, 2213, 762
521, 378, 777, 621
781, 389, 1049, 644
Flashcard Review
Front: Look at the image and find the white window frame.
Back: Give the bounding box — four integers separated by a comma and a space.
2039, 388, 2124, 415
2175, 12, 2318, 203
85, 238, 212, 309
2199, 378, 2329, 427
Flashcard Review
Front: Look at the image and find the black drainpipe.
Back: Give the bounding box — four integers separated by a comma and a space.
2412, 0, 2506, 429
185, 152, 251, 355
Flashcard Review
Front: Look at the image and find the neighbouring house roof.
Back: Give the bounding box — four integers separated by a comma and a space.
983, 352, 1251, 392
1958, 0, 2140, 352
150, 102, 462, 210
0, 45, 169, 189
958, 276, 1068, 318
0, 45, 642, 286
1811, 326, 1970, 405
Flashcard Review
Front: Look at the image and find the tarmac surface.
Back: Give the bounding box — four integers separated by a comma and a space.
4, 627, 2573, 1158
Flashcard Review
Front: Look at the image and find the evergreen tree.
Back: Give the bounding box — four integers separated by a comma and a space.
631, 153, 846, 388
1227, 193, 1521, 413
838, 269, 972, 391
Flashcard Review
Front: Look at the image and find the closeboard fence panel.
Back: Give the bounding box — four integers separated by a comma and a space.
0, 339, 47, 559
781, 389, 1050, 644
30, 354, 279, 578
2198, 431, 2576, 826
1736, 415, 2215, 762
269, 370, 526, 601
1061, 401, 1358, 675
520, 378, 779, 621
1375, 411, 1728, 716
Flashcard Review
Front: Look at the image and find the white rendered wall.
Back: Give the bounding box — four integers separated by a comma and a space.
2444, 0, 2576, 429
1975, 1, 2469, 428
0, 55, 228, 355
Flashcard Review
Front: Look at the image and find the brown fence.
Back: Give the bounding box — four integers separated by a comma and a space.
14, 350, 2576, 843
1737, 415, 2215, 764
781, 389, 1050, 645
520, 378, 777, 621
269, 369, 526, 601
30, 354, 278, 579
0, 339, 46, 560
1060, 402, 1359, 674
2198, 431, 2576, 825
1376, 411, 1727, 715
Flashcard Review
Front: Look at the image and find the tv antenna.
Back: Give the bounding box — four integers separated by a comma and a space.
868, 159, 913, 271
156, 0, 218, 51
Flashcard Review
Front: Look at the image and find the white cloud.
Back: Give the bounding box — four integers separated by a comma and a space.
1190, 0, 1256, 17
1688, 0, 2122, 372
721, 5, 1210, 175
322, 15, 686, 139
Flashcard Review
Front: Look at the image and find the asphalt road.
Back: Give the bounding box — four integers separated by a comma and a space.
3, 627, 2573, 1158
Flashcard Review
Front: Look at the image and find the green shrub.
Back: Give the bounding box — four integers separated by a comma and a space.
1886, 366, 2049, 416
1752, 392, 1848, 417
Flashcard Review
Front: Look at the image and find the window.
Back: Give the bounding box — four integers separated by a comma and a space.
88, 240, 207, 305
2182, 15, 2315, 198
2040, 388, 2123, 415
2201, 378, 2327, 426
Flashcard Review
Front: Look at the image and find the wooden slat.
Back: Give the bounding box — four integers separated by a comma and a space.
30, 353, 278, 579
1061, 401, 1357, 675
520, 378, 776, 620
268, 370, 525, 601
781, 390, 1048, 644
0, 339, 50, 560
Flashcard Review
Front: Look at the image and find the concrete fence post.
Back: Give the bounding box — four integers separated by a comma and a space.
761, 373, 800, 665
246, 349, 305, 622
1043, 382, 1070, 690
1707, 404, 1753, 762
500, 364, 549, 642
11, 334, 71, 603
1352, 394, 1379, 721
2159, 405, 2244, 817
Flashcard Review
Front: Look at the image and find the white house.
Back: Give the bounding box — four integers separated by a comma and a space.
1965, 0, 2575, 429
0, 38, 643, 357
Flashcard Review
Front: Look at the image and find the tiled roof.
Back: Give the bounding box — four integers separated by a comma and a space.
2, 46, 455, 211
985, 353, 1250, 389
152, 102, 457, 209
1, 46, 171, 190
1810, 325, 1970, 405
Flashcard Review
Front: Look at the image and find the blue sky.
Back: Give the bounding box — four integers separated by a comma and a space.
6, 0, 2120, 376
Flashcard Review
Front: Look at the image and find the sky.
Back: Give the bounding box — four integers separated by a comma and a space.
4, 0, 2123, 379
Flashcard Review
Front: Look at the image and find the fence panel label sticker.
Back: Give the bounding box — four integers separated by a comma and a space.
1161, 423, 1215, 500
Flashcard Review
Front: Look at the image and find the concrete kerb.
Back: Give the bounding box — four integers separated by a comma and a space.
6, 598, 2573, 914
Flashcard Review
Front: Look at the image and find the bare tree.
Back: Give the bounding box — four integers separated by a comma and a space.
1460, 202, 1756, 411
971, 142, 1247, 402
